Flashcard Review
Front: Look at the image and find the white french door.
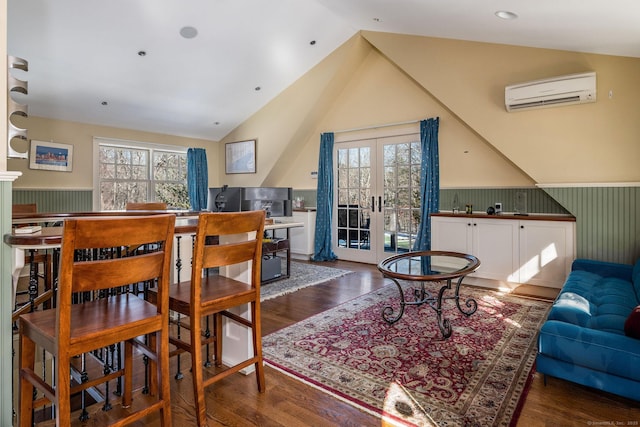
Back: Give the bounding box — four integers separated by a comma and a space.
333, 131, 422, 264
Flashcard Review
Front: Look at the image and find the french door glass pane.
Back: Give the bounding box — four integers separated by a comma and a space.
334, 132, 421, 262
383, 141, 421, 253
336, 146, 371, 251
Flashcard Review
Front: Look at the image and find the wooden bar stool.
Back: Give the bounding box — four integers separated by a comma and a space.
148, 210, 266, 426
18, 214, 175, 426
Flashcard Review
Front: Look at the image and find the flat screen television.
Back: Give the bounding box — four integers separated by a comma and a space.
240, 187, 293, 217
207, 186, 242, 212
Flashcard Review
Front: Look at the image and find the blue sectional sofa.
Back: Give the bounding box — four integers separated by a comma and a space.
537, 258, 640, 400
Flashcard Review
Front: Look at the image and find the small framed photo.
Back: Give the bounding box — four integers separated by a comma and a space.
225, 139, 256, 174
29, 140, 73, 172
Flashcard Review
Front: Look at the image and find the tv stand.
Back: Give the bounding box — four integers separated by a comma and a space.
259, 220, 304, 284
261, 237, 290, 284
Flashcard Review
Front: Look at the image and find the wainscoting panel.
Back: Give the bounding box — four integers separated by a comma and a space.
12, 186, 638, 265
543, 186, 640, 264
12, 189, 92, 212
295, 187, 568, 215
439, 188, 569, 215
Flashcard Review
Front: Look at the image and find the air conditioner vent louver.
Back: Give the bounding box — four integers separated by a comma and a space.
505, 72, 596, 112
508, 95, 582, 110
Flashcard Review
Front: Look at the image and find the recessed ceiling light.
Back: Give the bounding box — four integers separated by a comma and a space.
180, 26, 198, 39
495, 10, 518, 20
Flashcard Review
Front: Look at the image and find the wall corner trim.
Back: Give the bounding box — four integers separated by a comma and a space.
537, 182, 640, 188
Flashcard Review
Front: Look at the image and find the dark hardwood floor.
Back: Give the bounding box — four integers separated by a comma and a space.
31, 260, 640, 426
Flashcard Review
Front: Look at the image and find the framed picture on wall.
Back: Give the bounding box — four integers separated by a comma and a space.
29, 140, 74, 172
225, 139, 256, 174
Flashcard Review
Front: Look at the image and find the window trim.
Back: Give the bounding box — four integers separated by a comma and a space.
92, 137, 188, 210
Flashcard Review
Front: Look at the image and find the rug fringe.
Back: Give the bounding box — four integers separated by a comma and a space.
262, 270, 352, 301
509, 360, 538, 427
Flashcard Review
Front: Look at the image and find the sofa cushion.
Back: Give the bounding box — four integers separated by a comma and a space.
548, 271, 638, 334
625, 306, 640, 339
572, 258, 634, 281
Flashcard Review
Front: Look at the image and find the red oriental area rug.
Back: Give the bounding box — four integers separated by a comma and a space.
263, 282, 551, 426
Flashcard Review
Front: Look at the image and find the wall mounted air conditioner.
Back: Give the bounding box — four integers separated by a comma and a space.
505, 71, 596, 112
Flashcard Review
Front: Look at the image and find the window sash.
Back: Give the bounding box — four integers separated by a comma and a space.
93, 137, 188, 210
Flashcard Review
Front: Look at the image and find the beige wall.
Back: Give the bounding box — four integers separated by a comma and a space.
362, 32, 640, 184
224, 32, 640, 190
283, 45, 534, 189
8, 116, 218, 189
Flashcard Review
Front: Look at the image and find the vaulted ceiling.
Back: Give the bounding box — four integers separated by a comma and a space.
8, 0, 640, 141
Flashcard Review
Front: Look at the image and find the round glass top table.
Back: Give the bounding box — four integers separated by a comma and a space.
377, 250, 481, 339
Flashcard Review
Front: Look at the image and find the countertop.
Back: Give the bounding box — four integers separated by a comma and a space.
432, 211, 576, 222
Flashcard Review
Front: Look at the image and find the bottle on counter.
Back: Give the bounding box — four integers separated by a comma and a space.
294, 197, 305, 209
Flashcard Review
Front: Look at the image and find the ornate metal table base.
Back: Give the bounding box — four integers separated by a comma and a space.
382, 276, 478, 338
377, 251, 481, 339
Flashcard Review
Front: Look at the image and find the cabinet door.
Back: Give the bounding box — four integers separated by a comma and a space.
290, 211, 316, 259
472, 218, 519, 281
431, 216, 472, 253
518, 220, 575, 288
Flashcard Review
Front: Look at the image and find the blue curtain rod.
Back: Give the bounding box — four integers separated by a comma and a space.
328, 119, 421, 135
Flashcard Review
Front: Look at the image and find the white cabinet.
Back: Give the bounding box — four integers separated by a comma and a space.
431, 216, 518, 281
431, 215, 473, 254
431, 215, 575, 288
289, 210, 316, 260
472, 218, 520, 282
518, 220, 575, 288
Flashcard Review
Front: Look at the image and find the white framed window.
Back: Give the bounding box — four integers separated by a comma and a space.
93, 137, 189, 210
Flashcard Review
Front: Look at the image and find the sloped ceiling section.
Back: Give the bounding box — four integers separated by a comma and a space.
361, 31, 640, 184
220, 34, 372, 187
